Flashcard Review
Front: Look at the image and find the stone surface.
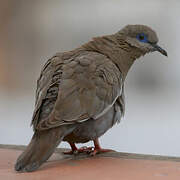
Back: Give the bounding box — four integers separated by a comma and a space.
1, 145, 180, 180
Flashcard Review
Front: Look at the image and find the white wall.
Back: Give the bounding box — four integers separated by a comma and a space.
0, 0, 180, 156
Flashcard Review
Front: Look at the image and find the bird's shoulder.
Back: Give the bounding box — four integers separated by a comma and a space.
61, 51, 122, 87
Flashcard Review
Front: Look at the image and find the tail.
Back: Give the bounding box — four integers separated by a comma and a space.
15, 125, 75, 172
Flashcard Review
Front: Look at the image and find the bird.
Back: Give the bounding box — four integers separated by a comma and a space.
14, 24, 167, 172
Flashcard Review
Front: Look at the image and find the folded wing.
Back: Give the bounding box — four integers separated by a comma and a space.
33, 51, 123, 130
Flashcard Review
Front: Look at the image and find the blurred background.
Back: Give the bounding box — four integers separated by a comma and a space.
0, 0, 180, 156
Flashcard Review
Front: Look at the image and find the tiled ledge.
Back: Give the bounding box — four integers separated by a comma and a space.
1, 144, 180, 180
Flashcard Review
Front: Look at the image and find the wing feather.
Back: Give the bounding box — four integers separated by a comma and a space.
31, 55, 63, 129
37, 52, 123, 130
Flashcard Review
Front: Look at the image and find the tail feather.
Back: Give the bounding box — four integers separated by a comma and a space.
15, 125, 75, 172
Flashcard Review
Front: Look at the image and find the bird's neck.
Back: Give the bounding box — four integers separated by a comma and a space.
82, 34, 144, 80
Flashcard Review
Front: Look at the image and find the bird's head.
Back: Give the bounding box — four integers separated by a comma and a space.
117, 24, 167, 57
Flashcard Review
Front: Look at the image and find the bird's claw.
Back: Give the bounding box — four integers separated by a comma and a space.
64, 146, 94, 155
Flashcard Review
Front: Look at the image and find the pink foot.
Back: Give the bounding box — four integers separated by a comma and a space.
77, 146, 94, 154
63, 146, 94, 155
63, 150, 74, 155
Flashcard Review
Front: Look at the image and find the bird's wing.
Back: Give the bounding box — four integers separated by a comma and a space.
31, 54, 64, 129
117, 84, 125, 117
114, 84, 125, 125
36, 51, 123, 130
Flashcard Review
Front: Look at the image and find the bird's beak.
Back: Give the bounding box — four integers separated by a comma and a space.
151, 43, 168, 57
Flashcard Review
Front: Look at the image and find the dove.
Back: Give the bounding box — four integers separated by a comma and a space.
15, 24, 167, 172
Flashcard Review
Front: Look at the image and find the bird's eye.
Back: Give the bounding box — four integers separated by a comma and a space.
136, 33, 148, 43
139, 35, 144, 40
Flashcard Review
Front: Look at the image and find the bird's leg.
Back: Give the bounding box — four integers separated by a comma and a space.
64, 142, 78, 154
90, 138, 114, 156
64, 142, 93, 155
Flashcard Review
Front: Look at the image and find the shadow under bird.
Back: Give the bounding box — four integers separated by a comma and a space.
15, 24, 167, 172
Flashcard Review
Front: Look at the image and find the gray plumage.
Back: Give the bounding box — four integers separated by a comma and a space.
15, 24, 167, 172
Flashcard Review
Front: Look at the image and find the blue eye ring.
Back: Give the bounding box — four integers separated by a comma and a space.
136, 33, 148, 43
